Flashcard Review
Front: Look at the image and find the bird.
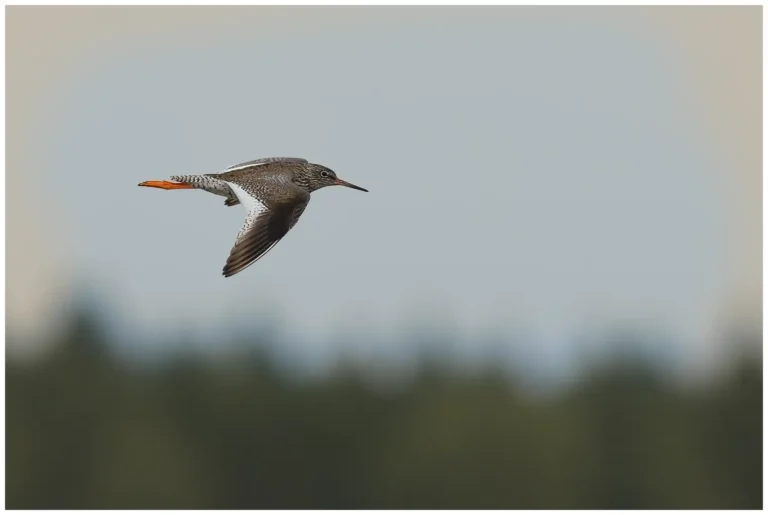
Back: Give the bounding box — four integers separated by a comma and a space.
138, 157, 368, 278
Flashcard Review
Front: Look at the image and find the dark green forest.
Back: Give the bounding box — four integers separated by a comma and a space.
6, 312, 762, 509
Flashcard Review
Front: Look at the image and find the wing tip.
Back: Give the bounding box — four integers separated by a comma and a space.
222, 267, 249, 278
222, 262, 239, 278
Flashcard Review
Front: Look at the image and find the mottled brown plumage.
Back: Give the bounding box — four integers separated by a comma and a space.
138, 157, 367, 277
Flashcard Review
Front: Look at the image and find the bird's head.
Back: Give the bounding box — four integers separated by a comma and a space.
298, 163, 368, 193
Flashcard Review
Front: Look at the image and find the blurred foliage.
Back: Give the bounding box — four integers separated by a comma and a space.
6, 310, 762, 509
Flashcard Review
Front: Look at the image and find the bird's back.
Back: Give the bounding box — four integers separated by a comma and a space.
212, 162, 308, 207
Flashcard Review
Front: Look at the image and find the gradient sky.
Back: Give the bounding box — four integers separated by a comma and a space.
6, 6, 761, 380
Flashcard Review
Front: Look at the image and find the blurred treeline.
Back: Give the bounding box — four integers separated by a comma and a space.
6, 311, 762, 509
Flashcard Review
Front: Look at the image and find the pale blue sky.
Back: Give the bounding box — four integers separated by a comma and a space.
10, 7, 756, 379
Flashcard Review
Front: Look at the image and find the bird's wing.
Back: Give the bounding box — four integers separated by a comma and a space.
225, 157, 308, 172
220, 181, 309, 277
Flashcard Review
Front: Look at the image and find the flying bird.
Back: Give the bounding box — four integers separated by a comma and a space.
139, 157, 368, 277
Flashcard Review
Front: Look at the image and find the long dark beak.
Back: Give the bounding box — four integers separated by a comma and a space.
335, 178, 368, 192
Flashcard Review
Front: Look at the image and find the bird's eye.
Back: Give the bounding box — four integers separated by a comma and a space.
320, 171, 329, 178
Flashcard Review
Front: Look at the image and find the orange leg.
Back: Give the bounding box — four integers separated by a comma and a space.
138, 180, 194, 190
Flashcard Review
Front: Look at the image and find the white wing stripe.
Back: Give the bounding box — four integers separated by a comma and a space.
223, 181, 269, 241
224, 157, 307, 172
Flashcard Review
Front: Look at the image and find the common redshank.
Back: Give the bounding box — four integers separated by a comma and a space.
139, 157, 367, 277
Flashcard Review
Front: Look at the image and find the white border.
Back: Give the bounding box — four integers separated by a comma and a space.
1, 2, 764, 514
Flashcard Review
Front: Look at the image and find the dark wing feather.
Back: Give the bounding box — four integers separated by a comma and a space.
226, 157, 308, 171
222, 199, 308, 277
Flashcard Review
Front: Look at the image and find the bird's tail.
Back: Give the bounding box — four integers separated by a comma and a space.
139, 174, 233, 198
138, 174, 211, 190
138, 180, 194, 190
